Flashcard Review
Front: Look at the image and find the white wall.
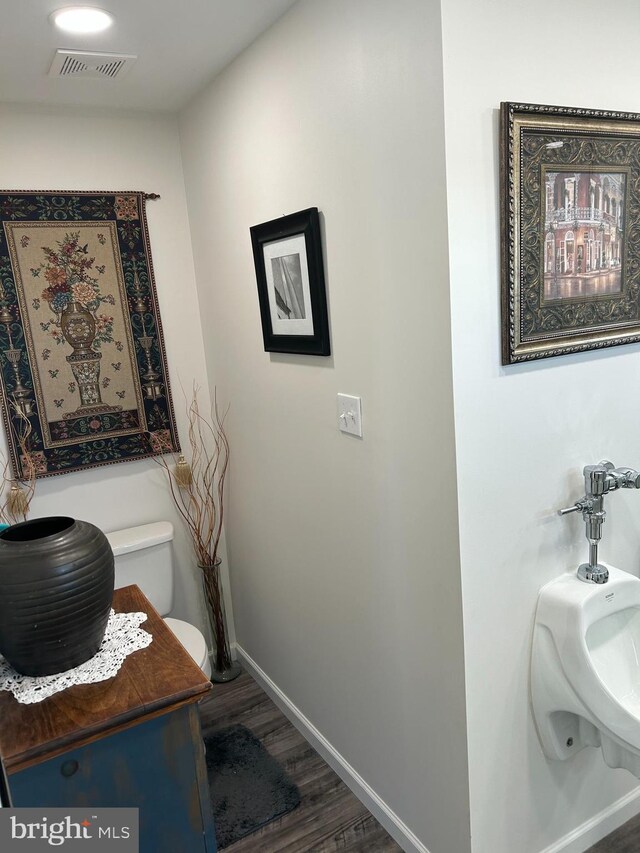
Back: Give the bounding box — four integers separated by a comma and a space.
179, 1, 470, 851
442, 1, 640, 851
0, 103, 223, 641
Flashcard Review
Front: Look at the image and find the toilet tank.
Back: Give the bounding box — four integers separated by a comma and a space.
105, 521, 174, 616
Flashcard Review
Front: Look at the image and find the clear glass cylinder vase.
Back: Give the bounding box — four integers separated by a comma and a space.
198, 558, 240, 683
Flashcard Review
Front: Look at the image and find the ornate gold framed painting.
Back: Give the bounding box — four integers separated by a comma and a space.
501, 102, 640, 364
0, 190, 179, 478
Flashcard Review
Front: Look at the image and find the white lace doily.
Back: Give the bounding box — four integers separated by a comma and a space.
0, 609, 153, 704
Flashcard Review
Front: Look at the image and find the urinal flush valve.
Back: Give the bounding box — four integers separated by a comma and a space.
558, 461, 640, 584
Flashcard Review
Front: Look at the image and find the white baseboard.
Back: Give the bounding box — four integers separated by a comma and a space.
539, 784, 640, 853
234, 643, 431, 853
232, 646, 640, 853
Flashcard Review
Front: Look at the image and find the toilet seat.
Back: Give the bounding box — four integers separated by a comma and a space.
532, 566, 640, 776
105, 521, 213, 682
165, 617, 211, 679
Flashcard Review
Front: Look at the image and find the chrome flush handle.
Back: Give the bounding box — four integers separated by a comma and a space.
558, 461, 640, 585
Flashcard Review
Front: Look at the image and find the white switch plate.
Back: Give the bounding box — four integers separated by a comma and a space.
337, 393, 362, 437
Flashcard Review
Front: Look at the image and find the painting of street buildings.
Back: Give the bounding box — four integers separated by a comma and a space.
543, 170, 626, 301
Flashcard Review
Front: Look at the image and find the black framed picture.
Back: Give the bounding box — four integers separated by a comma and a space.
250, 207, 330, 356
501, 101, 640, 364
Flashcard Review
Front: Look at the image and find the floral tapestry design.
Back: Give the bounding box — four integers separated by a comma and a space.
0, 191, 179, 478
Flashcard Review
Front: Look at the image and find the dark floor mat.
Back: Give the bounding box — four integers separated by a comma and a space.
205, 723, 301, 849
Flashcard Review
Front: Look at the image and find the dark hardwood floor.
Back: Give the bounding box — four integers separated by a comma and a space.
199, 670, 403, 853
199, 673, 640, 853
587, 812, 640, 853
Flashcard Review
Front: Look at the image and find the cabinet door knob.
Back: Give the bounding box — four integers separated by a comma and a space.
60, 759, 79, 778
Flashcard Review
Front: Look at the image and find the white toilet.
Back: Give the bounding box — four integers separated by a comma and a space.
531, 565, 640, 776
105, 521, 211, 680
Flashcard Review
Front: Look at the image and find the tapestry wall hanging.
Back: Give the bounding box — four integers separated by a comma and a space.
0, 190, 179, 478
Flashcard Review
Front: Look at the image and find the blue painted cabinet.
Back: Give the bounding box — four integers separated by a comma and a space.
9, 705, 216, 853
0, 586, 217, 853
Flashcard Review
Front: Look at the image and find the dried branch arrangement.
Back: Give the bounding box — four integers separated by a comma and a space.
149, 387, 235, 678
1, 406, 36, 524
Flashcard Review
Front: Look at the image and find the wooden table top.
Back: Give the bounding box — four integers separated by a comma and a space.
0, 585, 212, 772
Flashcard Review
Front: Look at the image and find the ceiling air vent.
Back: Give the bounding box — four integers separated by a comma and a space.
49, 50, 137, 80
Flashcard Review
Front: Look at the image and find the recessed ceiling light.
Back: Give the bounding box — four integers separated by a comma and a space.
51, 7, 114, 34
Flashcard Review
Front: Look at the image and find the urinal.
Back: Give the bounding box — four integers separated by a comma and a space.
531, 565, 640, 777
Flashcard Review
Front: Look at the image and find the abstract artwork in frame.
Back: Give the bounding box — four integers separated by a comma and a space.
250, 207, 330, 356
501, 102, 640, 364
0, 190, 179, 478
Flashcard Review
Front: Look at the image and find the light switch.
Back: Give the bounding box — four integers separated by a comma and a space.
337, 393, 362, 437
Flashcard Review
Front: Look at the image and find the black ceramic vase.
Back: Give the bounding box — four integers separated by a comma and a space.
0, 517, 114, 676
